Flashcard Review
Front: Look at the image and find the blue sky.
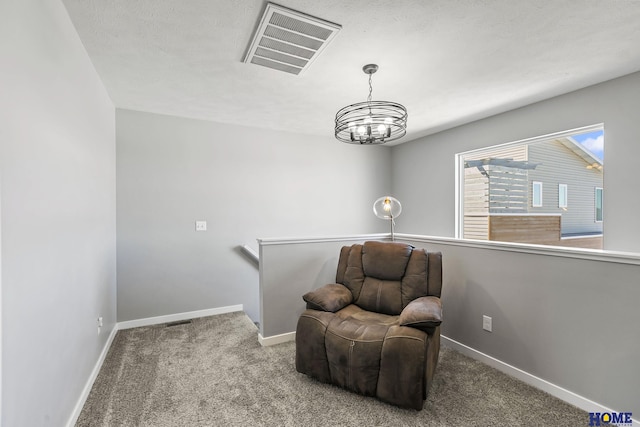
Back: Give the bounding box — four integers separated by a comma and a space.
572, 129, 604, 161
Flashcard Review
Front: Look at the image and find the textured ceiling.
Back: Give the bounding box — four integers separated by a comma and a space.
62, 0, 640, 144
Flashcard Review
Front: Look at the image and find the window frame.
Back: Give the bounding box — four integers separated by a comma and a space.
532, 181, 543, 208
595, 187, 603, 222
558, 184, 568, 208
454, 123, 604, 242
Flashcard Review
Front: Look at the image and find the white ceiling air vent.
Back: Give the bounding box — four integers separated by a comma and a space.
244, 3, 341, 75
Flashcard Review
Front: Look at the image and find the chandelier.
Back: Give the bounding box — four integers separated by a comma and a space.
335, 64, 408, 145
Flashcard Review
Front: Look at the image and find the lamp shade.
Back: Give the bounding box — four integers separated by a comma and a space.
373, 196, 402, 220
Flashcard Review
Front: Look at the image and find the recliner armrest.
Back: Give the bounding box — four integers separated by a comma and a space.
399, 296, 442, 333
303, 283, 353, 312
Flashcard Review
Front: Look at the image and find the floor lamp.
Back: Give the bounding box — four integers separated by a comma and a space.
373, 196, 402, 241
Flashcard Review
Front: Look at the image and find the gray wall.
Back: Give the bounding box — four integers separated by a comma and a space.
404, 238, 640, 419
392, 71, 640, 253
389, 73, 640, 416
116, 110, 391, 323
0, 0, 116, 425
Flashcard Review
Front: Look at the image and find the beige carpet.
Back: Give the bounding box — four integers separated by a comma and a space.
76, 311, 588, 426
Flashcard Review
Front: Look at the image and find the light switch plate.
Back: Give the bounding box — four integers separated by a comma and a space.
195, 220, 207, 231
483, 315, 492, 332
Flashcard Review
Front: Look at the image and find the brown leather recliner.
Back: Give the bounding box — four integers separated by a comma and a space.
295, 241, 443, 410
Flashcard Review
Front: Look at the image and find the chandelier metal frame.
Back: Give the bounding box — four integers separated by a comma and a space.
335, 64, 408, 145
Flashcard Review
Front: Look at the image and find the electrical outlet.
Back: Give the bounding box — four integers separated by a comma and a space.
97, 316, 103, 335
195, 220, 207, 231
482, 315, 492, 332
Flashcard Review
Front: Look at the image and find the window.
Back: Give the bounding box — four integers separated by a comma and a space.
457, 125, 604, 249
532, 182, 543, 207
595, 187, 603, 222
559, 184, 568, 208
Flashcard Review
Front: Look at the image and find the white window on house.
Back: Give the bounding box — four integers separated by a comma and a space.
456, 124, 604, 248
532, 182, 543, 207
595, 187, 603, 222
559, 184, 568, 208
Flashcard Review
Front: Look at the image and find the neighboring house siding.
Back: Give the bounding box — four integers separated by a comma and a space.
463, 214, 489, 240
527, 139, 603, 235
464, 167, 489, 214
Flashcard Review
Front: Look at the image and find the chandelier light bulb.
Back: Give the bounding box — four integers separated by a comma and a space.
357, 126, 366, 136
377, 124, 387, 135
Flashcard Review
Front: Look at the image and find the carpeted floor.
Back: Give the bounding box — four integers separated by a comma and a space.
76, 312, 588, 426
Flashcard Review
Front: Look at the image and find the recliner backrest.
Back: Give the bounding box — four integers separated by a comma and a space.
336, 241, 442, 315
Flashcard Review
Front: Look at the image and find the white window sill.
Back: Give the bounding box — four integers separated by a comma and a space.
258, 232, 640, 266
397, 233, 640, 266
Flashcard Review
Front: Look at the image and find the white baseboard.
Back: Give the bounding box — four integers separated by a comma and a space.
258, 331, 296, 347
442, 335, 639, 426
117, 304, 243, 330
65, 325, 118, 427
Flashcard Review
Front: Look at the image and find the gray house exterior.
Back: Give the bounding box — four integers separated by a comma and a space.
527, 137, 603, 235
463, 136, 603, 241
